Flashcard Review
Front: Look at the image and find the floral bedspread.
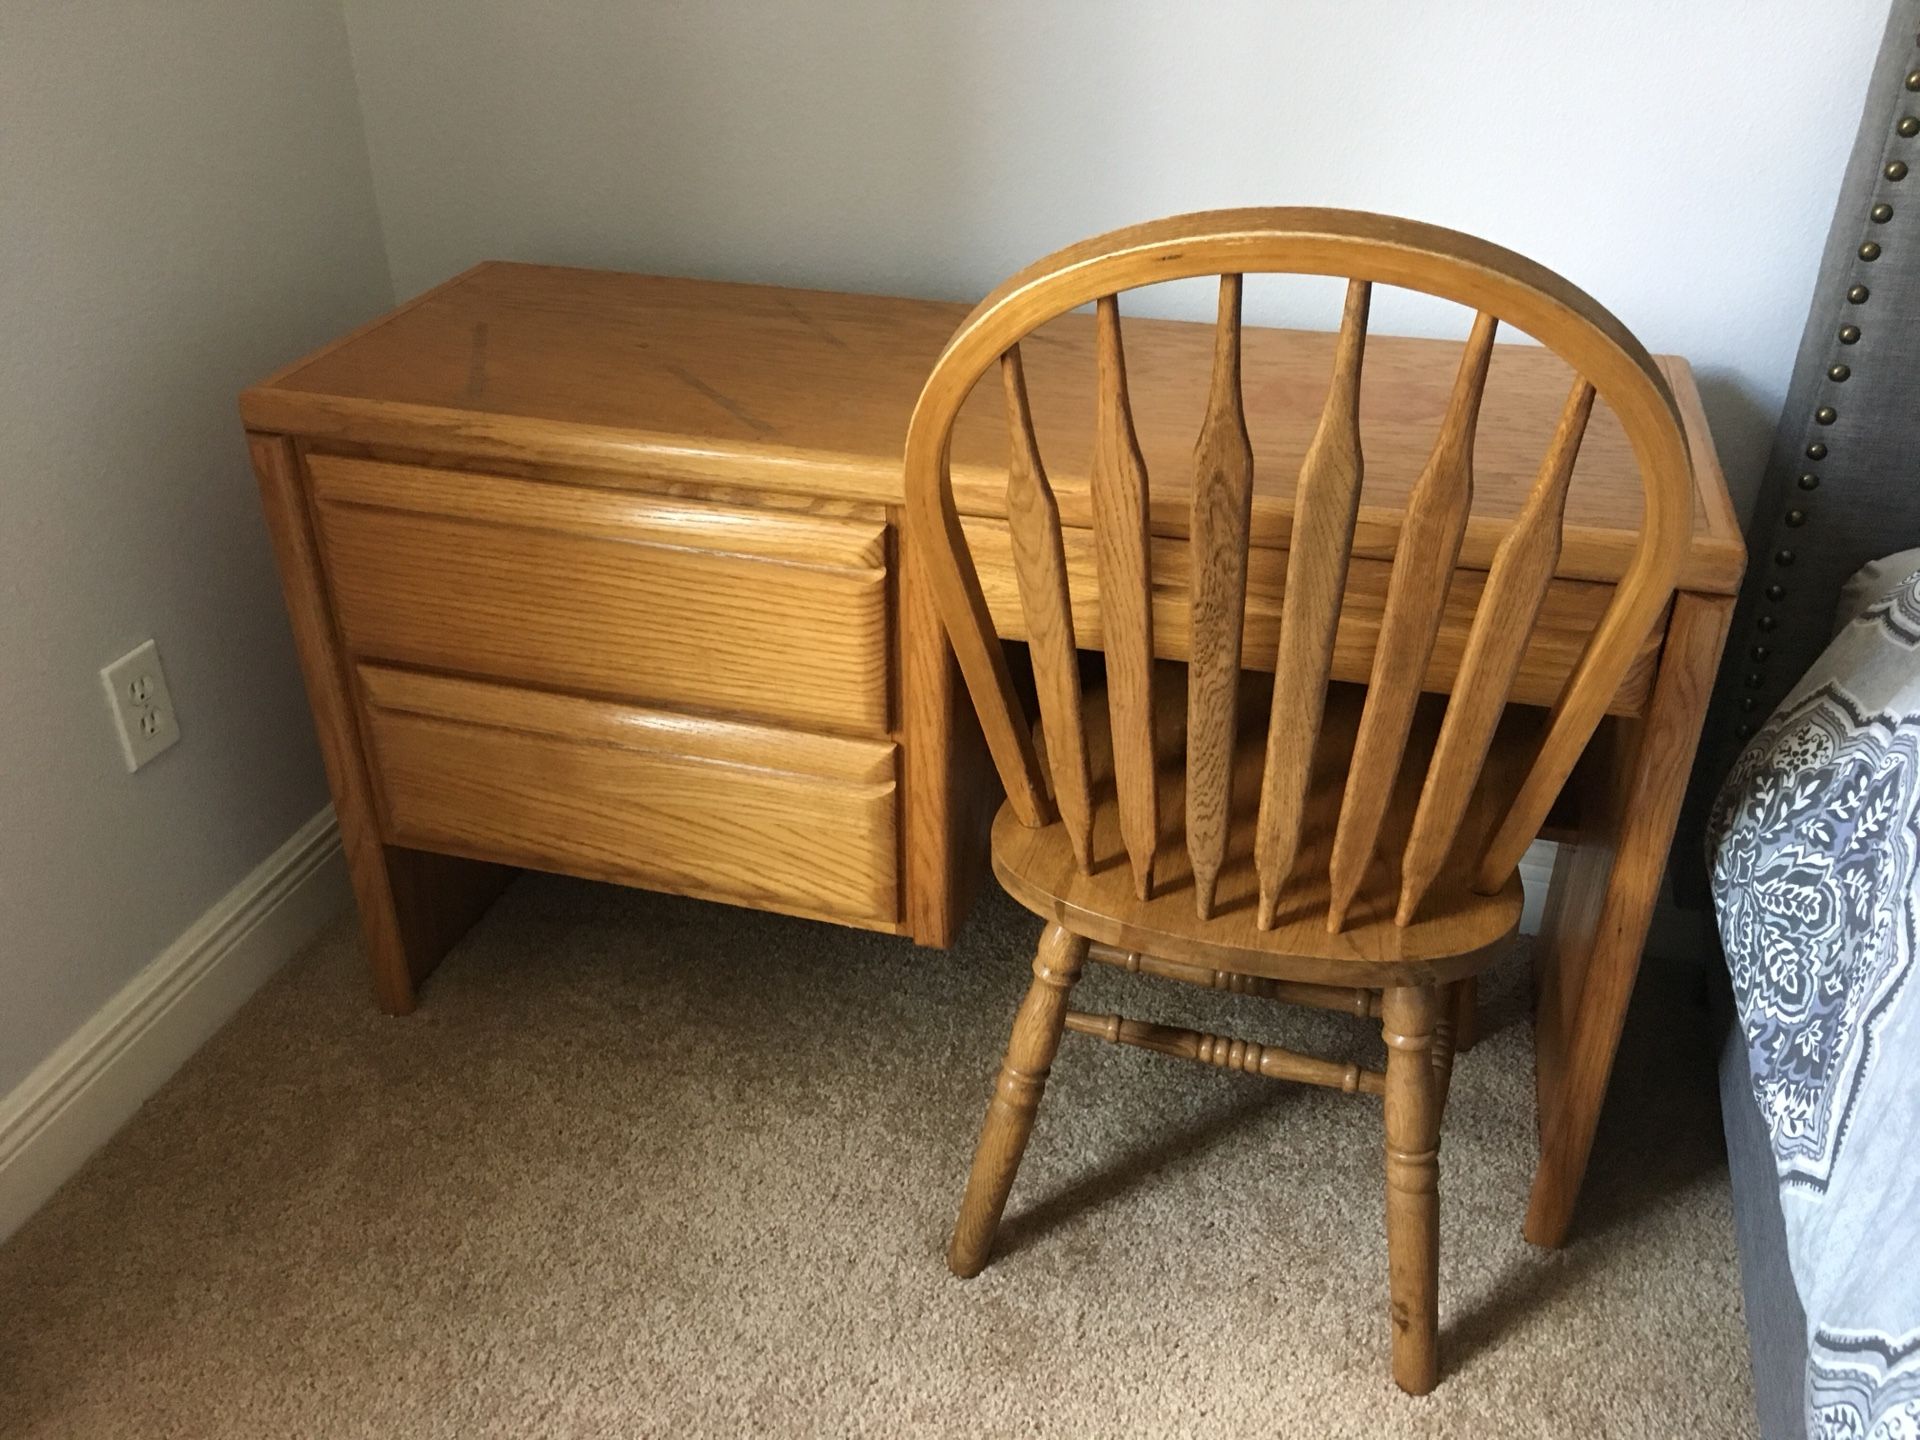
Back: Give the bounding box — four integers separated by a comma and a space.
1710, 551, 1920, 1440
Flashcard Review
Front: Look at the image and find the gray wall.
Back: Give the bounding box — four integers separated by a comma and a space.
338, 0, 1889, 518
0, 2, 393, 1096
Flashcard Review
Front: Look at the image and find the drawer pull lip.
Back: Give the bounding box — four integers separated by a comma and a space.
307, 452, 888, 571
318, 495, 887, 579
356, 664, 897, 787
389, 710, 898, 796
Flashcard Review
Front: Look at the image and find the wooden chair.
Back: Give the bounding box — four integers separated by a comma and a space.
902, 210, 1693, 1394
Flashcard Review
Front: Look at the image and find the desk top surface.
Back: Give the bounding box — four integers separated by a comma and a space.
244, 262, 1743, 594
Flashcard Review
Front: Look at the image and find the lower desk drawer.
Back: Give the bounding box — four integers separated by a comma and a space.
358, 666, 900, 929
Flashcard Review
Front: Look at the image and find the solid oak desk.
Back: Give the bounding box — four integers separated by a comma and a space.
241, 262, 1742, 1246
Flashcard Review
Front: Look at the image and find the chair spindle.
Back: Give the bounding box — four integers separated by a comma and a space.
1092, 294, 1158, 899
1186, 275, 1256, 918
1396, 379, 1595, 923
1002, 347, 1095, 870
1253, 279, 1372, 930
1325, 312, 1498, 932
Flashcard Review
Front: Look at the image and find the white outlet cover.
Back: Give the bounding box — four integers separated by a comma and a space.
100, 638, 181, 772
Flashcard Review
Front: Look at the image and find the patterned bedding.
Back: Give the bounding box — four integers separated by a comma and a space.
1710, 551, 1920, 1440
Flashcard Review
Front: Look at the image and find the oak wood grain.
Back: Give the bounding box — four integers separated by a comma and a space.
309, 453, 888, 565
989, 672, 1526, 988
904, 210, 1732, 1396
1065, 1009, 1384, 1095
959, 515, 1663, 715
310, 456, 890, 735
1083, 939, 1381, 1017
1382, 985, 1441, 1395
1254, 279, 1372, 928
1082, 940, 1382, 1021
244, 262, 1740, 596
912, 219, 1699, 945
1326, 313, 1497, 932
1002, 347, 1093, 870
1090, 296, 1159, 900
1524, 591, 1733, 1246
359, 665, 901, 929
1398, 381, 1595, 924
897, 517, 998, 948
249, 434, 508, 1014
243, 226, 1741, 1280
948, 922, 1087, 1277
1185, 276, 1257, 917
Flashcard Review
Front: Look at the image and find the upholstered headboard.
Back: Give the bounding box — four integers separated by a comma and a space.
1688, 0, 1920, 859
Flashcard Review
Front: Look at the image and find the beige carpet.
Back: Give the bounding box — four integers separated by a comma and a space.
0, 876, 1754, 1438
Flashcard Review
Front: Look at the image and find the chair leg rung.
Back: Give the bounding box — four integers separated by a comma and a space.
1064, 1009, 1385, 1095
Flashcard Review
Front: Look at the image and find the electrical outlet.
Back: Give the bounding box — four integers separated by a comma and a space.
100, 639, 181, 772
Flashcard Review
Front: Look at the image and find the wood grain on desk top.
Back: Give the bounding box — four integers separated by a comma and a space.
243, 261, 1742, 594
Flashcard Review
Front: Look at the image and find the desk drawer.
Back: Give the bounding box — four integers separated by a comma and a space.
960, 517, 1661, 716
358, 666, 900, 928
310, 455, 890, 734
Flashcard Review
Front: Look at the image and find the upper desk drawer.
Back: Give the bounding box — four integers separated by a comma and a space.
306, 455, 890, 734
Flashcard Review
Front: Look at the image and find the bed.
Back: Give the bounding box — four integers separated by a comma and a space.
1709, 554, 1920, 1438
1695, 7, 1920, 1436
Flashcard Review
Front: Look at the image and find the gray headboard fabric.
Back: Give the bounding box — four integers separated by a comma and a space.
1690, 3, 1920, 848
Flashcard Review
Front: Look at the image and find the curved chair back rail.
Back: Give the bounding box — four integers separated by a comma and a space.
903, 207, 1695, 932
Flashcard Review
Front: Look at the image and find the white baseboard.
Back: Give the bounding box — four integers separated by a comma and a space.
1518, 838, 1557, 937
0, 806, 349, 1245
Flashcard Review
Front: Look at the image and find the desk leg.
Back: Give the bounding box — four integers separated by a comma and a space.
250, 434, 510, 1014
1525, 590, 1732, 1247
898, 521, 997, 947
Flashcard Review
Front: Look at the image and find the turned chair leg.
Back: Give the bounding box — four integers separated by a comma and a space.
1382, 985, 1442, 1395
948, 922, 1088, 1278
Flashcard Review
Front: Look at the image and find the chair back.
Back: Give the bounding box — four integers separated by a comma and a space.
903, 209, 1693, 931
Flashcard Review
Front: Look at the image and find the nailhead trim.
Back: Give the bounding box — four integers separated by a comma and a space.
1736, 31, 1918, 739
